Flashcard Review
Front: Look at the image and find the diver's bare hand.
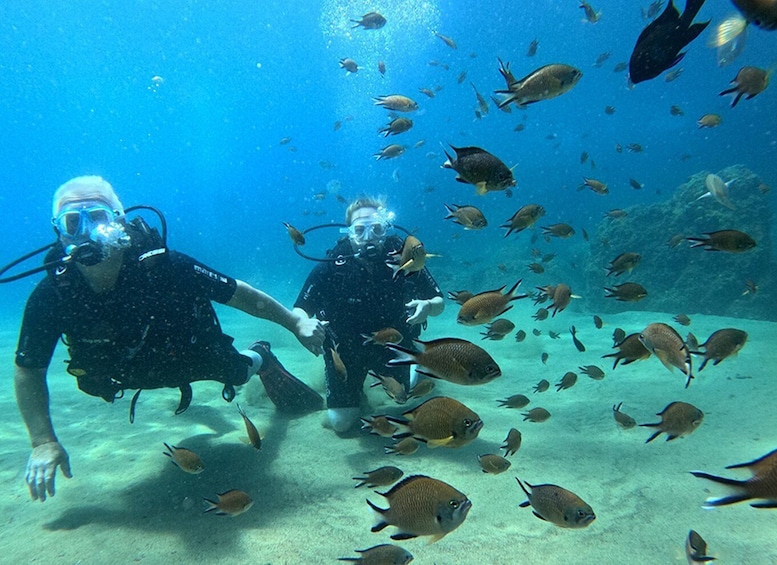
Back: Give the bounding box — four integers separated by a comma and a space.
25, 441, 72, 502
291, 307, 327, 355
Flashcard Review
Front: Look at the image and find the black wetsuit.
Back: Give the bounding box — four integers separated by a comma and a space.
15, 228, 251, 415
294, 235, 442, 409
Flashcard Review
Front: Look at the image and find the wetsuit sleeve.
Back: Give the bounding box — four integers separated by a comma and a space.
15, 278, 62, 369
167, 250, 238, 304
294, 262, 329, 317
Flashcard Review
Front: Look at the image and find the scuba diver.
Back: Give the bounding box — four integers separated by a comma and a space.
294, 197, 444, 434
10, 176, 326, 502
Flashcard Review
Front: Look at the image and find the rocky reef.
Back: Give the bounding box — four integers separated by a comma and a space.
583, 165, 775, 321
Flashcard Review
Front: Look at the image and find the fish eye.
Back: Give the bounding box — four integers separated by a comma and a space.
449, 499, 460, 509
463, 418, 473, 428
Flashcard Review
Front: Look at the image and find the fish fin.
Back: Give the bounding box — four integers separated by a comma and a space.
751, 501, 777, 509
426, 436, 454, 448
428, 533, 446, 543
653, 348, 676, 372
702, 493, 751, 507
515, 477, 532, 499
690, 470, 746, 488
203, 498, 222, 514
519, 500, 531, 508
367, 498, 389, 518
665, 434, 680, 441
385, 343, 417, 366
696, 191, 712, 201
532, 511, 548, 522
642, 428, 662, 443
475, 181, 488, 195
391, 532, 419, 541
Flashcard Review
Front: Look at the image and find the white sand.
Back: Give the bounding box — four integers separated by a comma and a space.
2, 305, 776, 564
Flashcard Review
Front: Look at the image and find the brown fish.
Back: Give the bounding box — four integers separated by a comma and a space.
481, 318, 516, 340
522, 407, 551, 422
604, 282, 648, 302
283, 222, 305, 245
580, 1, 602, 23
338, 544, 413, 565
580, 176, 609, 195
501, 428, 523, 456
605, 208, 628, 219
497, 394, 530, 409
377, 61, 386, 76
386, 338, 501, 386
686, 332, 700, 351
495, 61, 583, 108
532, 308, 549, 321
593, 315, 604, 329
720, 66, 770, 107
612, 327, 626, 345
641, 401, 703, 442
457, 280, 527, 326
697, 113, 722, 128
408, 379, 435, 399
579, 365, 604, 380
478, 454, 512, 474
361, 415, 400, 438
373, 94, 418, 112
639, 322, 693, 386
387, 396, 483, 448
533, 379, 550, 393
368, 475, 471, 542
447, 290, 474, 305
685, 530, 715, 564
236, 404, 262, 450
612, 402, 636, 429
527, 262, 545, 274
502, 204, 546, 237
691, 448, 777, 508
351, 11, 387, 30
541, 223, 575, 238
542, 283, 573, 316
695, 328, 748, 370
331, 344, 348, 380
435, 32, 458, 49
386, 235, 429, 279
515, 329, 528, 343
444, 203, 487, 230
374, 144, 406, 160
674, 314, 691, 326
384, 437, 420, 456
379, 117, 413, 137
340, 58, 359, 73
442, 145, 516, 195
687, 229, 756, 252
204, 489, 254, 516
362, 327, 404, 346
162, 443, 204, 474
602, 333, 651, 368
369, 371, 408, 404
606, 252, 641, 276
555, 371, 578, 391
353, 466, 405, 488
516, 478, 596, 528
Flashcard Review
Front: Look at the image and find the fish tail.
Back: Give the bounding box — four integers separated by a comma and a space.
203, 498, 219, 513
515, 476, 532, 499
385, 342, 417, 366
367, 498, 389, 521
643, 428, 662, 443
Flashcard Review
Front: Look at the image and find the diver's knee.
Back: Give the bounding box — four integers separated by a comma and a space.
327, 407, 361, 433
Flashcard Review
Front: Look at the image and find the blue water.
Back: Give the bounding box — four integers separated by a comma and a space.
1, 1, 776, 563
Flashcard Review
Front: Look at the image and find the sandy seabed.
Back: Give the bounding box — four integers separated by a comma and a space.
1, 305, 776, 565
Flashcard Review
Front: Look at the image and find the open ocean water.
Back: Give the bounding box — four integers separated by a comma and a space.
1, 1, 776, 563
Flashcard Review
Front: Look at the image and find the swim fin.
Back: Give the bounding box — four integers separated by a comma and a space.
250, 341, 324, 413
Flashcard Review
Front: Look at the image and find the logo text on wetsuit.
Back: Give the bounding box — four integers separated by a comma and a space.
193, 264, 228, 284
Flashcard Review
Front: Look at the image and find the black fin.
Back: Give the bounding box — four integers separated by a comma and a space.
177, 383, 193, 414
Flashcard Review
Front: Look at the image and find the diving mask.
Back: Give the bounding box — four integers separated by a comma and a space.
53, 201, 130, 264
342, 209, 395, 244
53, 202, 118, 240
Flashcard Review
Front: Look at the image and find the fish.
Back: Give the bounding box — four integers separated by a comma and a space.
379, 117, 413, 137
603, 332, 652, 368
593, 315, 604, 328
644, 0, 666, 19
162, 443, 204, 474
516, 478, 596, 528
481, 318, 516, 340
579, 364, 604, 380
580, 176, 608, 195
612, 403, 637, 429
604, 282, 648, 302
709, 14, 748, 67
478, 454, 512, 474
497, 394, 530, 409
730, 0, 777, 29
670, 104, 685, 116
541, 351, 549, 364
495, 61, 583, 108
447, 290, 474, 305
367, 475, 471, 541
593, 51, 611, 67
628, 0, 710, 84
639, 322, 693, 385
674, 314, 691, 326
374, 144, 406, 160
522, 407, 551, 422
386, 235, 430, 279
539, 283, 574, 316
691, 448, 777, 508
613, 327, 627, 345
331, 344, 348, 380
442, 145, 515, 195
203, 489, 254, 516
641, 401, 703, 442
362, 327, 403, 346
408, 379, 435, 399
377, 61, 386, 76
515, 329, 527, 343
605, 105, 616, 115
533, 379, 550, 393
418, 87, 435, 98
527, 262, 545, 274
361, 415, 400, 438
606, 252, 641, 276
665, 67, 684, 81
541, 223, 575, 238
687, 230, 756, 252
457, 71, 468, 84
555, 371, 578, 391
373, 95, 418, 112
236, 404, 262, 450
369, 372, 408, 404
444, 204, 487, 230
502, 204, 546, 237
384, 437, 420, 456
338, 544, 413, 565
580, 151, 589, 164
353, 466, 405, 488
686, 332, 700, 351
501, 428, 523, 456
527, 38, 539, 56
457, 280, 528, 326
548, 331, 561, 339
667, 233, 686, 247
279, 136, 292, 145
532, 308, 549, 321
626, 143, 644, 153
351, 12, 387, 30
283, 222, 305, 245
580, 1, 602, 23
697, 113, 722, 128
435, 32, 458, 49
613, 61, 628, 72
743, 279, 758, 295
386, 396, 483, 449
471, 83, 489, 115
720, 66, 770, 107
694, 328, 748, 370
697, 174, 736, 210
340, 58, 359, 73
569, 326, 587, 352
685, 530, 716, 564
492, 94, 512, 113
